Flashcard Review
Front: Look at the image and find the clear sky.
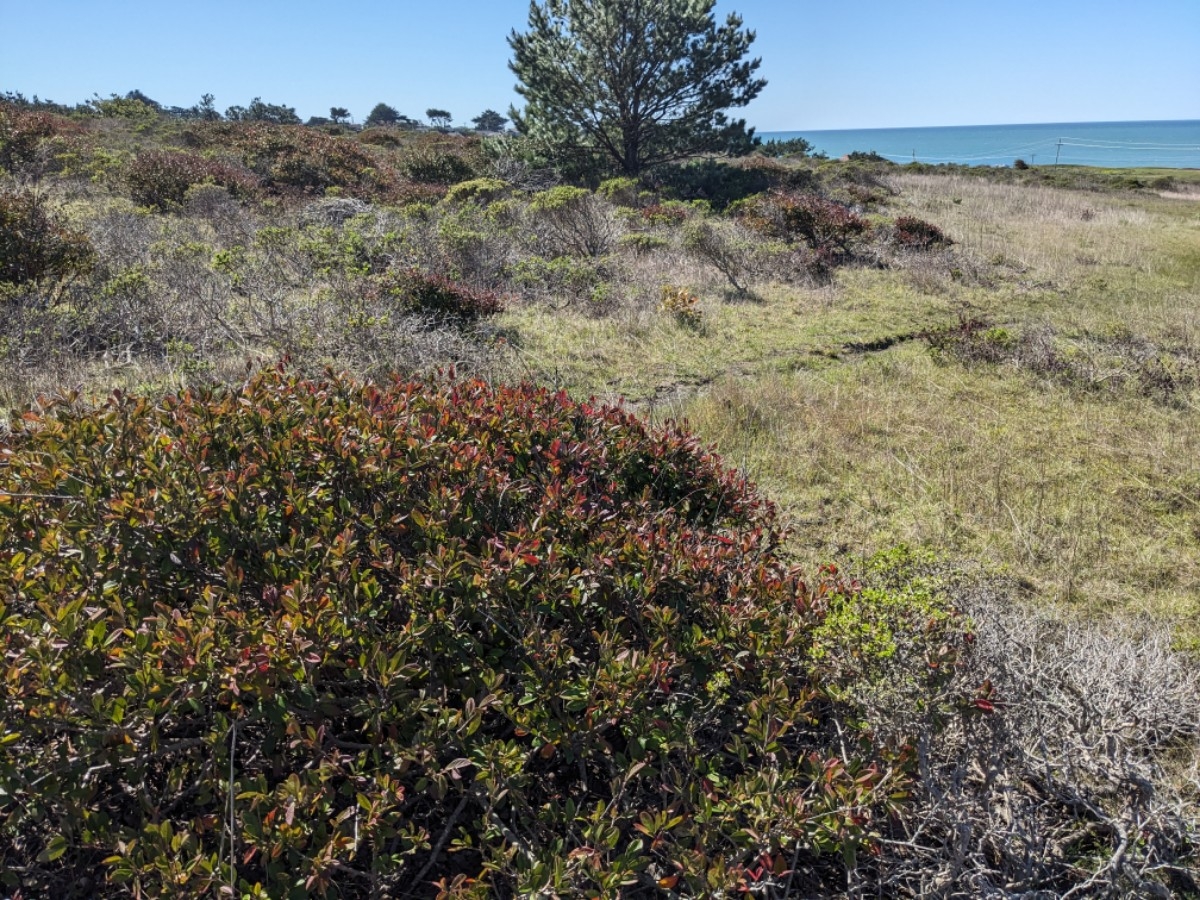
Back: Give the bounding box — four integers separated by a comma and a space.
2, 0, 1197, 131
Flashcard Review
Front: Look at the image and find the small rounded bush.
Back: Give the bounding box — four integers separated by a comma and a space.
596, 177, 640, 208
365, 267, 504, 323
618, 232, 669, 255
0, 190, 95, 287
892, 216, 952, 251
639, 201, 690, 226
400, 147, 476, 185
740, 191, 869, 259
0, 371, 953, 898
660, 284, 703, 328
126, 150, 261, 209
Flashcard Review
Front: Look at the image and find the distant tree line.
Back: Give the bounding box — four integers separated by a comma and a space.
0, 89, 511, 133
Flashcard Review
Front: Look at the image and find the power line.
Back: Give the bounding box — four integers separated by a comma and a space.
1057, 137, 1200, 149
869, 137, 1199, 166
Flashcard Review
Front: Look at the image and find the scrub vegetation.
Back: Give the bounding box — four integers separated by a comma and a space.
2, 68, 1199, 900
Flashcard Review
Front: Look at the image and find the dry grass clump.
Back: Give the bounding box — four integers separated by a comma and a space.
849, 559, 1200, 897
886, 173, 1178, 297
922, 309, 1200, 406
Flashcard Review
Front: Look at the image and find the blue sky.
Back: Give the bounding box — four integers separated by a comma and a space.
2, 0, 1197, 131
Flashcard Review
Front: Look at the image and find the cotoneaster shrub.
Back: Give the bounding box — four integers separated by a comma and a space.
0, 370, 965, 899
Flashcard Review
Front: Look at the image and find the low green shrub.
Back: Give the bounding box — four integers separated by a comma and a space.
618, 232, 669, 254
400, 147, 476, 185
443, 177, 510, 205
0, 370, 966, 898
298, 218, 401, 278
596, 177, 641, 207
507, 253, 607, 303
647, 160, 774, 212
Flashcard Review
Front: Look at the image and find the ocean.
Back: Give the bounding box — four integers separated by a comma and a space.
760, 120, 1200, 169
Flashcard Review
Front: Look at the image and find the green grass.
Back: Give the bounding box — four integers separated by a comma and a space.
671, 352, 1200, 633
502, 275, 950, 402
502, 170, 1200, 640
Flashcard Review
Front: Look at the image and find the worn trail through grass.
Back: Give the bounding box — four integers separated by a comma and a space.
507, 174, 1200, 640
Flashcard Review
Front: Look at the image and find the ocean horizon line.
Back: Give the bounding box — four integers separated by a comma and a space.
753, 119, 1200, 169
760, 118, 1200, 136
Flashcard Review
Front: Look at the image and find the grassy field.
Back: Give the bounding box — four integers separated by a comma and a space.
3, 103, 1197, 638
507, 172, 1200, 639
5, 105, 1200, 895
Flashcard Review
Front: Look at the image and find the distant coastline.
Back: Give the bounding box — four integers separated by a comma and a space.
760, 119, 1200, 169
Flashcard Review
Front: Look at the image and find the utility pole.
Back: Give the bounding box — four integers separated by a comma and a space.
1055, 139, 1062, 166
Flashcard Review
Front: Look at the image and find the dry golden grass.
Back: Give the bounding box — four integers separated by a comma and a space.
886, 172, 1200, 344
670, 351, 1200, 633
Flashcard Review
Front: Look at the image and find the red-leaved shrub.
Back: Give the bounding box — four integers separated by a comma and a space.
125, 150, 261, 209
893, 215, 952, 251
366, 267, 505, 322
0, 190, 94, 287
0, 102, 84, 175
741, 191, 869, 259
184, 122, 403, 200
0, 370, 961, 898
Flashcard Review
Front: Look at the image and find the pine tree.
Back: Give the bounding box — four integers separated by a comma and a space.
508, 0, 766, 176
